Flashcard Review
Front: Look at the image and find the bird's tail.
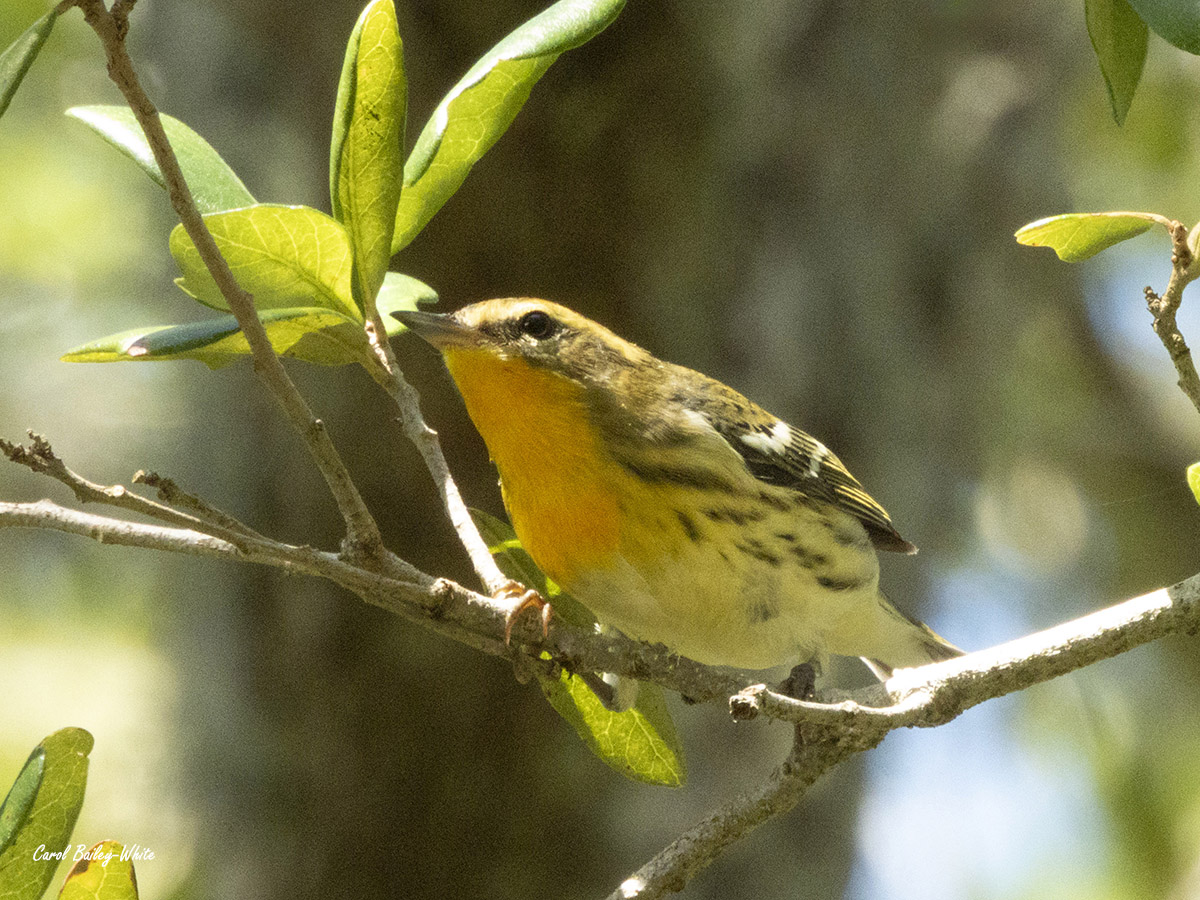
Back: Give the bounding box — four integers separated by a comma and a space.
861, 593, 963, 681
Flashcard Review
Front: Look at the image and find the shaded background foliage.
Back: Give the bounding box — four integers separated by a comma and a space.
3, 0, 1200, 898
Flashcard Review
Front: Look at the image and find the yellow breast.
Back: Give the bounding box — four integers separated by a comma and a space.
442, 348, 622, 585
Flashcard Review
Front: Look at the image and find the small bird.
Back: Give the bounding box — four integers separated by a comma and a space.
394, 299, 960, 686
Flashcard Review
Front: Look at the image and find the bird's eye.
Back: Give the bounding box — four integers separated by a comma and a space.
518, 310, 556, 340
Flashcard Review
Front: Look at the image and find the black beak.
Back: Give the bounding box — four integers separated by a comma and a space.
391, 310, 478, 349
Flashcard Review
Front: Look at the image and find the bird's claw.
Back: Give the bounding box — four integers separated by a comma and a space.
496, 580, 552, 644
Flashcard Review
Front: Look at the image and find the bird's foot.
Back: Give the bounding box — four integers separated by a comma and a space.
495, 579, 553, 644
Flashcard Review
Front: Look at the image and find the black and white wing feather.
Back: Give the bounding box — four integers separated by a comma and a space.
694, 388, 917, 555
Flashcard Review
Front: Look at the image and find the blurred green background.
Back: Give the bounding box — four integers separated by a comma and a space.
3, 1, 1200, 898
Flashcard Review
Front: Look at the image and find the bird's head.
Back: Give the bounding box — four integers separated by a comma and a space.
393, 298, 650, 387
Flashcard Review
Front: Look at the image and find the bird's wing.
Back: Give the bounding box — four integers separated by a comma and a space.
696, 391, 917, 555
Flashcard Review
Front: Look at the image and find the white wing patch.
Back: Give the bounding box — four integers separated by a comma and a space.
739, 420, 792, 456
739, 420, 830, 478
807, 439, 829, 478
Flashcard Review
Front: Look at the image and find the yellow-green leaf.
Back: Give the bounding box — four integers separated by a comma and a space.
57, 841, 139, 900
392, 0, 625, 252
539, 670, 686, 787
0, 728, 93, 900
378, 272, 439, 337
63, 273, 435, 369
169, 204, 359, 319
471, 510, 685, 786
61, 307, 372, 369
330, 0, 407, 316
1015, 212, 1165, 261
0, 9, 58, 121
1188, 462, 1200, 505
1086, 0, 1148, 125
68, 106, 255, 214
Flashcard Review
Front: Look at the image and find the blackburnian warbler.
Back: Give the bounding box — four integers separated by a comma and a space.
394, 300, 960, 684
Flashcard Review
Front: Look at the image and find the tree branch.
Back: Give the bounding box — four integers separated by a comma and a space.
364, 318, 510, 595
4, 448, 1197, 728
0, 499, 250, 560
68, 0, 392, 566
1146, 221, 1200, 415
617, 573, 1200, 898
1, 431, 259, 550
610, 724, 882, 900
132, 468, 270, 542
731, 574, 1200, 728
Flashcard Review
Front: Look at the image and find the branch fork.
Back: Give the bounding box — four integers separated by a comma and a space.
1145, 219, 1200, 413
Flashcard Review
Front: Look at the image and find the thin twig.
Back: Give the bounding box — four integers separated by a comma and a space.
69, 0, 390, 565
0, 431, 258, 550
1146, 221, 1200, 415
609, 724, 883, 900
365, 315, 510, 594
132, 469, 269, 542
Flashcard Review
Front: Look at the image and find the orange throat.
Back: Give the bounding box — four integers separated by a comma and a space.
442, 348, 621, 585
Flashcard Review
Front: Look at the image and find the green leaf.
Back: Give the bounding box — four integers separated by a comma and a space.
67, 106, 255, 214
377, 272, 439, 337
1086, 0, 1149, 125
330, 0, 407, 317
539, 670, 686, 787
169, 204, 359, 319
57, 841, 139, 900
392, 0, 626, 253
1126, 0, 1200, 54
1014, 212, 1164, 261
0, 748, 44, 858
0, 728, 93, 900
471, 509, 685, 786
63, 272, 435, 369
61, 307, 374, 369
0, 9, 58, 121
1188, 462, 1200, 505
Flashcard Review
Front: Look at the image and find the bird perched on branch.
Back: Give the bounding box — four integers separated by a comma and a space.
394, 299, 960, 696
